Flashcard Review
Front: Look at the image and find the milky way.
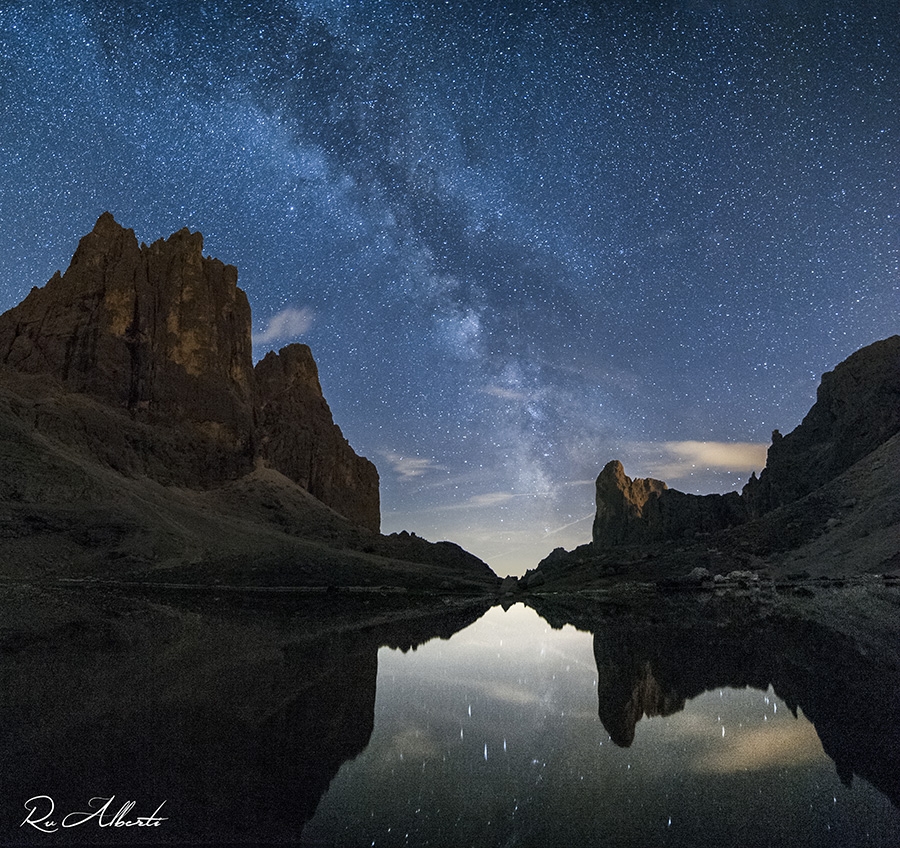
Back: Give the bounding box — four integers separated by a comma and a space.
1, 1, 897, 573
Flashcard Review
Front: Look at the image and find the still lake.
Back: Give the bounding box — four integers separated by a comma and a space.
303, 603, 900, 848
3, 586, 899, 846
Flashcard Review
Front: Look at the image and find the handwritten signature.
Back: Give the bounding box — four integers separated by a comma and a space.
21, 795, 168, 833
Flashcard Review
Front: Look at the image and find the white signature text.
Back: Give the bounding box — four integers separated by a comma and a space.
21, 795, 168, 833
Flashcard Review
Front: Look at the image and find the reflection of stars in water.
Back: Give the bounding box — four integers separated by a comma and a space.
310, 607, 900, 844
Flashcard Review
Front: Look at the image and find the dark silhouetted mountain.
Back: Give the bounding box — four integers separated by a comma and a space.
527, 336, 900, 583
589, 337, 900, 552
0, 214, 498, 589
592, 459, 746, 546
743, 334, 900, 514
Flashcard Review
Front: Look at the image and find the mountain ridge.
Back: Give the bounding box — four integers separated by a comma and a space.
0, 212, 379, 529
0, 214, 498, 591
523, 335, 900, 588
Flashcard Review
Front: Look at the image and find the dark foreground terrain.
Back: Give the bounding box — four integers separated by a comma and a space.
0, 365, 500, 593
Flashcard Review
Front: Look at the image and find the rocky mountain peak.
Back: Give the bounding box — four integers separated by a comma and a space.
592, 461, 669, 545
255, 344, 380, 532
744, 334, 900, 513
70, 210, 136, 262
255, 343, 323, 397
0, 213, 380, 531
589, 336, 900, 551
0, 212, 254, 440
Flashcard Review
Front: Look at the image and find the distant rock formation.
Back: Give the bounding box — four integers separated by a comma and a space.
0, 213, 379, 531
592, 460, 668, 544
591, 464, 733, 549
592, 460, 746, 546
591, 336, 900, 549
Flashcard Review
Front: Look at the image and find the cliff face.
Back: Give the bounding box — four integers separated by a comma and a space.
743, 335, 900, 514
255, 344, 380, 533
592, 461, 668, 545
591, 336, 900, 549
0, 213, 379, 531
592, 460, 745, 546
0, 213, 255, 449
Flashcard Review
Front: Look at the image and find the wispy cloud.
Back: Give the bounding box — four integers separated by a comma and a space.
253, 306, 315, 345
380, 451, 443, 480
634, 441, 768, 480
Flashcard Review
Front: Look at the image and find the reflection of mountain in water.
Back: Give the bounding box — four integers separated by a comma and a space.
0, 588, 490, 845
527, 586, 900, 809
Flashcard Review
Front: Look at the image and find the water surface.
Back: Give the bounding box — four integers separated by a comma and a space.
2, 586, 898, 846
305, 603, 900, 847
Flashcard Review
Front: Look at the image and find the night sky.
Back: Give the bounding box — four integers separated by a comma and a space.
1, 1, 898, 574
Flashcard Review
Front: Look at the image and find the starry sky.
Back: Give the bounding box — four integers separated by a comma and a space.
1, 1, 898, 575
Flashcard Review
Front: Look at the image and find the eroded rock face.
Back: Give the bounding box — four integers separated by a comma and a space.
0, 213, 380, 530
592, 461, 668, 545
592, 461, 746, 546
0, 212, 255, 448
255, 344, 380, 533
743, 335, 900, 514
591, 336, 900, 549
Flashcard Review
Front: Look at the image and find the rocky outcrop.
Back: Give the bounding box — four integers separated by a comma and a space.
255, 344, 380, 532
0, 212, 255, 449
592, 460, 745, 546
0, 213, 379, 530
592, 461, 668, 544
743, 335, 900, 514
591, 336, 900, 550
